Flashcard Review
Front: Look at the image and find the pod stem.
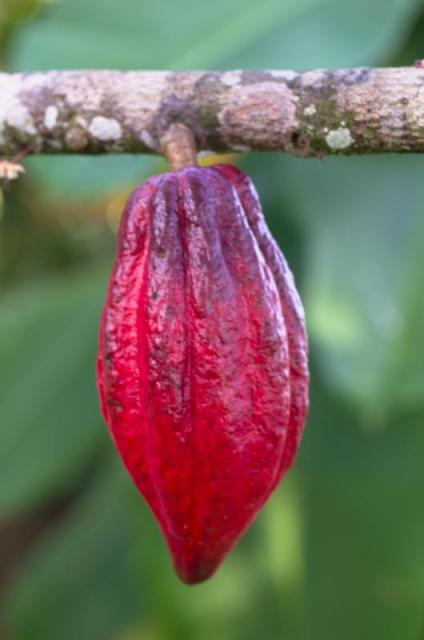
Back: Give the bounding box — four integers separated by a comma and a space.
161, 123, 198, 171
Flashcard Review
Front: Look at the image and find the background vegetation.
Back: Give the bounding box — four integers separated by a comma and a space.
1, 1, 424, 638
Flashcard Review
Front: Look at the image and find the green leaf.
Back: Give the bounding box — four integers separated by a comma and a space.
277, 154, 424, 417
9, 0, 316, 71
0, 266, 107, 514
225, 0, 422, 69
22, 154, 160, 200
10, 0, 421, 71
3, 461, 141, 640
300, 382, 424, 640
0, 0, 48, 48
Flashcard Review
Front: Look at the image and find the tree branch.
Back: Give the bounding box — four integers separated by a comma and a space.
1, 67, 424, 157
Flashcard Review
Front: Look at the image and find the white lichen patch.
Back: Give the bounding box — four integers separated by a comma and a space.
221, 71, 242, 87
304, 105, 316, 116
325, 127, 354, 150
0, 75, 37, 144
6, 103, 36, 135
44, 105, 58, 130
89, 116, 122, 141
140, 130, 157, 150
268, 70, 298, 81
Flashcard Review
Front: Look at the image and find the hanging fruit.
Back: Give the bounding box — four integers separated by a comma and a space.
97, 124, 309, 584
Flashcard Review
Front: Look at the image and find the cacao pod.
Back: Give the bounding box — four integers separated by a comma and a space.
97, 164, 309, 584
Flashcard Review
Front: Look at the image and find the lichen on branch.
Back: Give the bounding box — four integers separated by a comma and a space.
0, 67, 424, 157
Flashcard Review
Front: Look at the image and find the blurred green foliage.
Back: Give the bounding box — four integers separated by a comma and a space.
1, 1, 424, 639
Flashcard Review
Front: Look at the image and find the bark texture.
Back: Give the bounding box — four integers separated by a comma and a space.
1, 67, 424, 157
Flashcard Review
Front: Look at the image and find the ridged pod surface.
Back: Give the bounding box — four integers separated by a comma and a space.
97, 164, 309, 584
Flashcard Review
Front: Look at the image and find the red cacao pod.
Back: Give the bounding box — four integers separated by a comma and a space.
97, 164, 309, 584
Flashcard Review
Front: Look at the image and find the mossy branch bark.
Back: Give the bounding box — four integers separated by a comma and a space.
1, 67, 424, 157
